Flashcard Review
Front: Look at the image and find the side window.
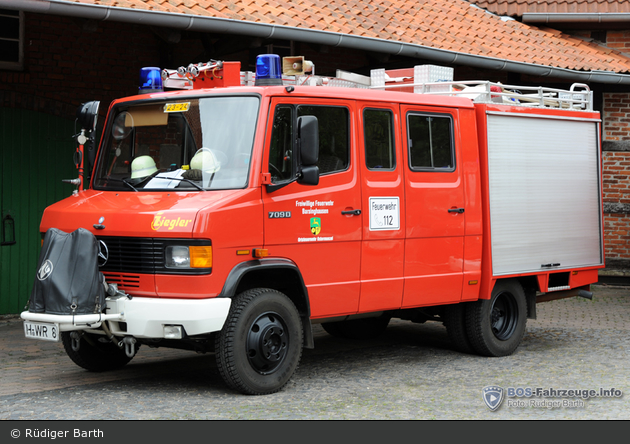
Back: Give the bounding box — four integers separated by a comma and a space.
269, 105, 294, 182
297, 106, 349, 175
407, 113, 455, 171
364, 109, 395, 170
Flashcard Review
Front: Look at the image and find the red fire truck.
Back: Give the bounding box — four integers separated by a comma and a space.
21, 55, 603, 395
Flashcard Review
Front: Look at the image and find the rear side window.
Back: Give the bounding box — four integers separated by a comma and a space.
407, 113, 455, 171
364, 109, 395, 170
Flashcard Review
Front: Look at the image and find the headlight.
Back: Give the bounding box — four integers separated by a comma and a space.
166, 246, 190, 268
165, 245, 212, 269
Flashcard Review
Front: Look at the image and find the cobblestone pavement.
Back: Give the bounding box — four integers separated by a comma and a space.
0, 284, 628, 420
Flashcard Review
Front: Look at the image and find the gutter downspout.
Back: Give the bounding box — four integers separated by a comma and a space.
4, 0, 630, 85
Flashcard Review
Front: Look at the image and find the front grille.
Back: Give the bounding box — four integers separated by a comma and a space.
96, 237, 211, 275
97, 237, 162, 274
102, 272, 141, 290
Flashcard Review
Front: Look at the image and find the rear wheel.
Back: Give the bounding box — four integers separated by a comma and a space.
465, 280, 527, 357
321, 314, 390, 340
61, 331, 138, 372
215, 288, 303, 395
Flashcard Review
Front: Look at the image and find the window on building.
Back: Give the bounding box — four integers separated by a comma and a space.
0, 9, 23, 70
407, 113, 455, 171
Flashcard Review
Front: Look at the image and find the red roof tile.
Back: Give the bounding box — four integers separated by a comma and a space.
56, 0, 630, 73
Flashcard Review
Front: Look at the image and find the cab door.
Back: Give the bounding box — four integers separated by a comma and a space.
357, 103, 405, 312
401, 106, 465, 307
262, 98, 362, 318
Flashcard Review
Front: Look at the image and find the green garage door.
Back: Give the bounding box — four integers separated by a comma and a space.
0, 108, 77, 314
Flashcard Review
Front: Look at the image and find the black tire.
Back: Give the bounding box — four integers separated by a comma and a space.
443, 303, 475, 354
465, 280, 527, 357
215, 288, 303, 395
61, 331, 138, 372
321, 314, 390, 340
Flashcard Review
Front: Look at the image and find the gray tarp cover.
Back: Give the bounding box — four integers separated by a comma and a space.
29, 228, 105, 315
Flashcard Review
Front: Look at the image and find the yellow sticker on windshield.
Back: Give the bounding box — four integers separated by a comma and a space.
164, 102, 190, 113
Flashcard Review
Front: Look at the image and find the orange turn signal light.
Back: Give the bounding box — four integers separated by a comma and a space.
253, 249, 269, 258
190, 246, 212, 268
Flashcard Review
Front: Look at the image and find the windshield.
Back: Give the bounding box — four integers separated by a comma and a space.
93, 96, 260, 191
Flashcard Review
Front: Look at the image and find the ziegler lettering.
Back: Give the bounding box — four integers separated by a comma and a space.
268, 211, 291, 219
151, 212, 193, 231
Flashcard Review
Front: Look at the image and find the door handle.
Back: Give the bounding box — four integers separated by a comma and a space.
341, 209, 361, 216
448, 208, 465, 214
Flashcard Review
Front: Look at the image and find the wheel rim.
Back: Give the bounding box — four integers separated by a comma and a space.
490, 291, 519, 341
246, 312, 289, 375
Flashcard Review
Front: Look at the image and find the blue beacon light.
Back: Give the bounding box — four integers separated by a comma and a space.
255, 54, 283, 86
139, 67, 163, 94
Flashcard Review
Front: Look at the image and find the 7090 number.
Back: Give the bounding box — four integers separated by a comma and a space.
268, 211, 291, 219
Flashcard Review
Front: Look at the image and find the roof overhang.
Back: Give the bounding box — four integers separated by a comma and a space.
5, 0, 630, 85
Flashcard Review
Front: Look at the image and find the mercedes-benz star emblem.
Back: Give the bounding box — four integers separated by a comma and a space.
98, 240, 109, 267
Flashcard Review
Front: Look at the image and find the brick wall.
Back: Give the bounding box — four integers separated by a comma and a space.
603, 93, 630, 141
602, 93, 630, 265
0, 13, 206, 120
1, 13, 373, 116
605, 31, 630, 55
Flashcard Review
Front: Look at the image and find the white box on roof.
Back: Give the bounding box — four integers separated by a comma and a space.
414, 65, 453, 93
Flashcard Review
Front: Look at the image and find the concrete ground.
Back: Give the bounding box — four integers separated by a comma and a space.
0, 284, 628, 419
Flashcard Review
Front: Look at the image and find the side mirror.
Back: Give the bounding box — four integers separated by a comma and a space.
76, 101, 100, 131
299, 165, 319, 186
76, 101, 100, 189
298, 116, 318, 166
297, 116, 319, 185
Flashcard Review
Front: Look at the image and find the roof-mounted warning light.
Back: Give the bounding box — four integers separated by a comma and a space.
255, 54, 282, 86
139, 67, 163, 94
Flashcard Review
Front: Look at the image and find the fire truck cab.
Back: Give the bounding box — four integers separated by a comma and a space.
21, 55, 604, 395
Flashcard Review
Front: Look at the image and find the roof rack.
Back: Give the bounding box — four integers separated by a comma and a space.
162, 58, 593, 111
335, 66, 593, 111
283, 68, 593, 111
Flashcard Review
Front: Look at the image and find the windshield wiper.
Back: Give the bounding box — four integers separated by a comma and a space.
102, 177, 138, 191
102, 175, 205, 192
122, 178, 139, 192
153, 175, 205, 191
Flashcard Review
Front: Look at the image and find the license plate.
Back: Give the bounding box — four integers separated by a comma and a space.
24, 321, 60, 342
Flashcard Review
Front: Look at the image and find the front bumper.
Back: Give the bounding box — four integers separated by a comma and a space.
21, 296, 231, 339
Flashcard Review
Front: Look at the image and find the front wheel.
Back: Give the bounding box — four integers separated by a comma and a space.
215, 288, 303, 395
465, 280, 527, 357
